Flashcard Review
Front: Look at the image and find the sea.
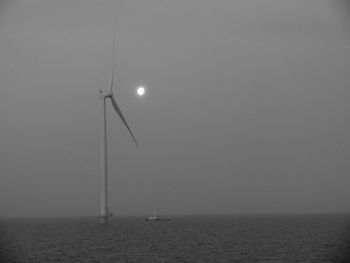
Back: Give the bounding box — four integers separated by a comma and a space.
0, 214, 349, 263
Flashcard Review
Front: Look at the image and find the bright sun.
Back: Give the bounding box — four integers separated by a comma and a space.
137, 86, 145, 96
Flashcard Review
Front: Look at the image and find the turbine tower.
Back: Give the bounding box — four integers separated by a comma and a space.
99, 30, 138, 224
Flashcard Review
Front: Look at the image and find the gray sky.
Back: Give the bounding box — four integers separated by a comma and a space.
1, 0, 349, 217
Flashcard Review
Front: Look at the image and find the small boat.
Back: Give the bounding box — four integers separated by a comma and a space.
145, 210, 171, 221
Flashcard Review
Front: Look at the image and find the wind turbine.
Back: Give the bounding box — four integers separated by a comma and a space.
99, 30, 139, 225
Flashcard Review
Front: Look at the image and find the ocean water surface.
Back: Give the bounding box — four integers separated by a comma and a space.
0, 214, 349, 262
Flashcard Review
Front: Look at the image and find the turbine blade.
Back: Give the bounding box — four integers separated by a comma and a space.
110, 28, 116, 93
110, 96, 139, 148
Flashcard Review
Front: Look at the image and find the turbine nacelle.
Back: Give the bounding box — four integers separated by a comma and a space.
99, 90, 113, 99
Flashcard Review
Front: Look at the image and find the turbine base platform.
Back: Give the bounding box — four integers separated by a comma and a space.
100, 216, 108, 225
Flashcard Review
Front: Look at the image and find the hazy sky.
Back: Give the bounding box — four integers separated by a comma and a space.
1, 0, 349, 217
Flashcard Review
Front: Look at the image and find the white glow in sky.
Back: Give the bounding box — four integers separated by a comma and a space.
137, 86, 145, 96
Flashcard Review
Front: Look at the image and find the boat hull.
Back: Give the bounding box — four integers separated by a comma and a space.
145, 217, 171, 221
